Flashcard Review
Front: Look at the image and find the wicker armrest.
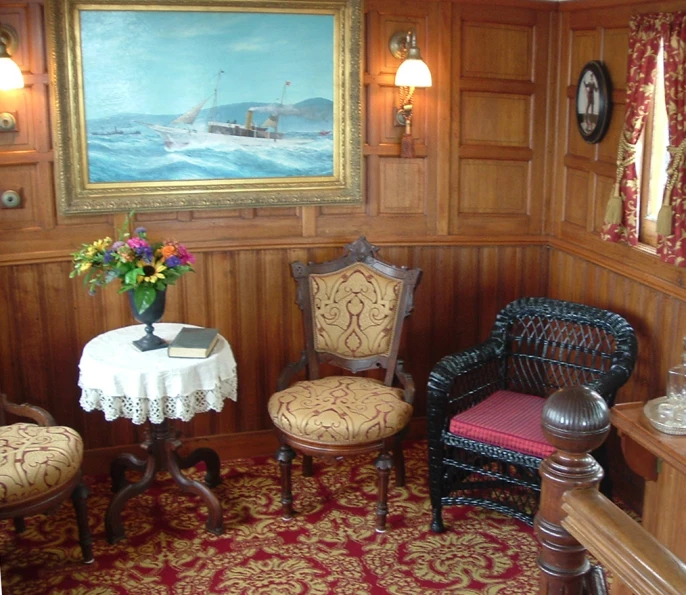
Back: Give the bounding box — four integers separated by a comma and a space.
587, 362, 637, 404
0, 393, 56, 427
427, 338, 505, 424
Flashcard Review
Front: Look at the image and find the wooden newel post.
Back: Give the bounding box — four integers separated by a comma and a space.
535, 386, 611, 594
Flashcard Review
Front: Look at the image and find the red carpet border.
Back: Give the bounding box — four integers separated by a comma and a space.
0, 441, 539, 594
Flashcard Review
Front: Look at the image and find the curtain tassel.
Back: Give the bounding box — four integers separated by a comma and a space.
656, 203, 674, 236
604, 184, 623, 225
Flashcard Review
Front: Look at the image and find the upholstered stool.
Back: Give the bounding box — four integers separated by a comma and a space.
0, 423, 83, 505
0, 395, 93, 563
269, 376, 413, 446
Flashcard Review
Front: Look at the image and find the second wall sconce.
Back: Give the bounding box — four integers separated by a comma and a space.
0, 23, 24, 92
389, 28, 432, 158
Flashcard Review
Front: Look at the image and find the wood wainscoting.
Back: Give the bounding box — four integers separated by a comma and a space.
1, 242, 548, 474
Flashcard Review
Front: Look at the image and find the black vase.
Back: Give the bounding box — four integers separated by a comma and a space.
128, 289, 167, 352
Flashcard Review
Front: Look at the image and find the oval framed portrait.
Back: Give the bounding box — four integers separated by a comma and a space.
575, 61, 612, 144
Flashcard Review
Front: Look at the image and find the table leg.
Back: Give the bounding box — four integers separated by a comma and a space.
105, 420, 224, 542
111, 452, 148, 493
178, 447, 221, 488
168, 443, 224, 535
106, 454, 157, 544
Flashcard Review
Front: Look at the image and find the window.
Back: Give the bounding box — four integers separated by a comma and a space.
638, 43, 670, 247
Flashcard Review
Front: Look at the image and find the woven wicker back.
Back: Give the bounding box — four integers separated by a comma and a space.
494, 298, 637, 401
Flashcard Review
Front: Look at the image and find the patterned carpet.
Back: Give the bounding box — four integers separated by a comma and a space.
0, 441, 539, 594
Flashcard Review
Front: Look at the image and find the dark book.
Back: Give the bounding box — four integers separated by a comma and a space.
168, 327, 220, 359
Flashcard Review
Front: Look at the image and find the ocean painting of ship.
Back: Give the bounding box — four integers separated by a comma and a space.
79, 10, 335, 184
145, 75, 321, 150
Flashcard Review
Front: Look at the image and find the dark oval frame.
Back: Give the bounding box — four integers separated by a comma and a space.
575, 60, 612, 144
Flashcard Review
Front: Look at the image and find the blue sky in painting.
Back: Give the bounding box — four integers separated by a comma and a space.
79, 9, 334, 120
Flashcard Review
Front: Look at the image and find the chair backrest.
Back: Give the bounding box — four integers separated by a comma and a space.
291, 236, 422, 386
492, 297, 637, 402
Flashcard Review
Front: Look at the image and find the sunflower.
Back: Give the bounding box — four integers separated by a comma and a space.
138, 260, 167, 284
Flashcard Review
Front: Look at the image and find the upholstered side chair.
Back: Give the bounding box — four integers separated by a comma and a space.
0, 393, 93, 563
427, 297, 637, 530
268, 237, 422, 532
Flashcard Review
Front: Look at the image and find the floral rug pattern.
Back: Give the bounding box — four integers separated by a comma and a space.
0, 442, 539, 594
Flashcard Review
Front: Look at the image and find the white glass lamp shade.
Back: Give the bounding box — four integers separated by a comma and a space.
0, 57, 23, 91
395, 59, 432, 88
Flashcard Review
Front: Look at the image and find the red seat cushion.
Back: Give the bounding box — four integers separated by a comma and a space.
448, 390, 555, 458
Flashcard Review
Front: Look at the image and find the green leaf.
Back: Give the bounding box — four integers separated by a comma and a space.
134, 284, 156, 314
124, 267, 143, 286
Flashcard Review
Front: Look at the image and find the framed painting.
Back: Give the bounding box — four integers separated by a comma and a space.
47, 0, 362, 214
575, 60, 612, 144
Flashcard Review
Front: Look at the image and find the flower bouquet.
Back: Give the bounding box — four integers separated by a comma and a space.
70, 213, 195, 315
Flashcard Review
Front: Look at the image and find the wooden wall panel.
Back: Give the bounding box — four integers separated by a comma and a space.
460, 92, 530, 146
459, 159, 528, 214
449, 3, 550, 237
461, 22, 532, 80
564, 168, 590, 228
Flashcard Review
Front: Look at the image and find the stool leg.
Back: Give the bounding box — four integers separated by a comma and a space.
71, 481, 94, 563
302, 455, 313, 477
13, 517, 25, 533
375, 451, 393, 533
276, 444, 296, 520
393, 438, 406, 487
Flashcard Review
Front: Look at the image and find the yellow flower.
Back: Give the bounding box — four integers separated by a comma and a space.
79, 262, 92, 272
93, 237, 112, 251
138, 261, 167, 284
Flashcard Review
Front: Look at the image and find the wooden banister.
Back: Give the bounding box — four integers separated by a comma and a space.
535, 386, 686, 595
561, 488, 686, 595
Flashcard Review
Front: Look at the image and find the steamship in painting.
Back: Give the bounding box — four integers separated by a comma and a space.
146, 75, 320, 150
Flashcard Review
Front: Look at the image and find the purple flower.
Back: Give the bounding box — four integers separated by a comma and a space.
103, 250, 115, 264
134, 226, 147, 236
111, 241, 124, 250
165, 255, 181, 268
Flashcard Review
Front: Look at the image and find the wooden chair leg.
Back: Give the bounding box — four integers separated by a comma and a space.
302, 454, 313, 477
71, 482, 94, 563
276, 444, 296, 521
13, 516, 25, 533
393, 439, 406, 487
375, 451, 393, 533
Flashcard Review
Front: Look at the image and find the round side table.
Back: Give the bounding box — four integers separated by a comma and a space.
78, 323, 238, 543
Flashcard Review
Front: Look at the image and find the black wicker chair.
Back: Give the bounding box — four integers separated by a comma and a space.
427, 297, 637, 530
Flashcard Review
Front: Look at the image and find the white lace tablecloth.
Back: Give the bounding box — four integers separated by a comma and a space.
78, 323, 238, 425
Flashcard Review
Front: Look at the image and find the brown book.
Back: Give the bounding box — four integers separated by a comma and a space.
168, 327, 219, 359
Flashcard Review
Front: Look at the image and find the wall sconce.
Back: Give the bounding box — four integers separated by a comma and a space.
389, 29, 432, 158
0, 23, 24, 92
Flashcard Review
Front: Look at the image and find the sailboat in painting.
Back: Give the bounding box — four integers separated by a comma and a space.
145, 73, 312, 150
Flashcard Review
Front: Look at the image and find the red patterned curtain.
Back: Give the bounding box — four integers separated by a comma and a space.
601, 14, 662, 245
657, 12, 686, 265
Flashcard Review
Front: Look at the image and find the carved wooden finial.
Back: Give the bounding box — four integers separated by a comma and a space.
344, 236, 379, 261
541, 386, 610, 455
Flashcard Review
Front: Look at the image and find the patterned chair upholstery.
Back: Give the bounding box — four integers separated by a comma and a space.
0, 394, 93, 563
268, 237, 421, 532
427, 297, 637, 530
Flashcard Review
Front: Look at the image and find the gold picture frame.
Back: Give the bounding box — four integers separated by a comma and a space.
47, 0, 362, 214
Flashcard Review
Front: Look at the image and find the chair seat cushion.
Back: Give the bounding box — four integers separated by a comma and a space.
0, 423, 83, 506
448, 390, 554, 458
268, 376, 413, 445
